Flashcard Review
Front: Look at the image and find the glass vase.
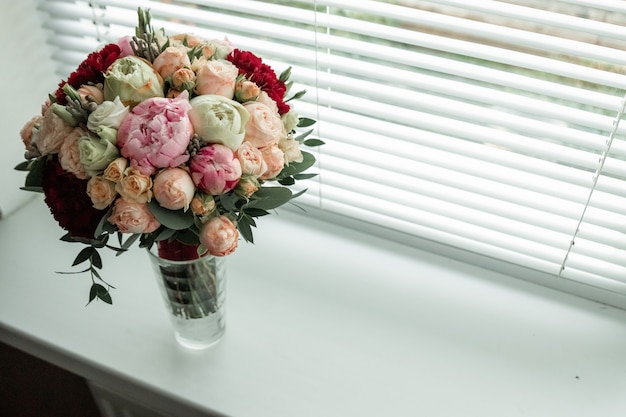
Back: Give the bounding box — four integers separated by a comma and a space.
147, 245, 227, 349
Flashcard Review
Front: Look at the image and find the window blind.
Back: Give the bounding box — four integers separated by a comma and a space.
37, 0, 626, 307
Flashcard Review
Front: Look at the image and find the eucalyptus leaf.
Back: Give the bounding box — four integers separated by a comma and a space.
294, 129, 313, 142
293, 173, 318, 180
73, 247, 94, 266
19, 186, 44, 193
278, 177, 295, 186
148, 200, 194, 230
303, 138, 325, 147
237, 215, 255, 243
298, 117, 316, 128
286, 89, 306, 102
23, 156, 48, 189
14, 161, 30, 171
248, 187, 292, 210
94, 208, 114, 238
91, 250, 103, 269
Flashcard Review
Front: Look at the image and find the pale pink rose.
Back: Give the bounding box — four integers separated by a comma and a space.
153, 46, 192, 80
116, 36, 134, 57
153, 168, 196, 211
77, 84, 104, 105
103, 157, 128, 182
36, 105, 75, 155
199, 215, 238, 257
190, 144, 242, 195
243, 101, 285, 149
87, 176, 117, 209
278, 135, 304, 165
115, 167, 153, 204
108, 199, 160, 234
117, 91, 193, 176
234, 80, 260, 102
257, 90, 279, 114
20, 115, 43, 158
58, 127, 90, 180
235, 141, 267, 177
194, 59, 238, 97
259, 145, 285, 180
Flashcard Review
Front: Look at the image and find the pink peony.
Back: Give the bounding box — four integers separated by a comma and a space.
117, 91, 193, 176
199, 215, 239, 256
190, 144, 242, 195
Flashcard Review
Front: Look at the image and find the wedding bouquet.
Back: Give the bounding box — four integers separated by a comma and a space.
16, 9, 322, 305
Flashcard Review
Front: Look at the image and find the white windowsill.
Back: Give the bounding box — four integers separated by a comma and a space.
1, 197, 626, 417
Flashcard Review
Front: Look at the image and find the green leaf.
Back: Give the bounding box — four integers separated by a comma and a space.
147, 200, 194, 230
23, 156, 48, 190
278, 177, 295, 186
303, 138, 325, 147
291, 188, 308, 200
218, 192, 241, 212
73, 247, 94, 266
237, 214, 255, 243
89, 284, 112, 305
294, 129, 313, 142
14, 161, 30, 171
248, 187, 292, 210
278, 151, 316, 178
293, 173, 317, 180
286, 89, 306, 102
241, 208, 269, 218
94, 208, 114, 238
19, 186, 44, 193
91, 250, 103, 269
174, 229, 200, 246
121, 233, 140, 251
156, 227, 177, 242
279, 66, 292, 82
298, 117, 316, 128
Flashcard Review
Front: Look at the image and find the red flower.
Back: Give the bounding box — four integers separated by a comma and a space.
42, 157, 106, 239
227, 49, 290, 115
55, 43, 122, 104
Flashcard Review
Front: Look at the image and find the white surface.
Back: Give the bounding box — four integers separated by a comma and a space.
0, 1, 59, 218
2, 197, 626, 417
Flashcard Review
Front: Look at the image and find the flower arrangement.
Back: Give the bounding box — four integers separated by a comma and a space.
16, 9, 322, 305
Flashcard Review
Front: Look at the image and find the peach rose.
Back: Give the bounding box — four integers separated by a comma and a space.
194, 59, 238, 97
234, 175, 260, 199
199, 215, 238, 257
77, 84, 104, 105
108, 199, 160, 234
20, 115, 43, 158
152, 46, 192, 80
190, 193, 216, 218
170, 33, 205, 47
36, 105, 75, 155
235, 141, 267, 177
153, 168, 196, 211
103, 157, 128, 182
234, 80, 260, 103
259, 145, 285, 180
115, 167, 153, 203
256, 90, 279, 114
58, 127, 90, 180
171, 68, 196, 91
243, 101, 285, 149
87, 176, 117, 209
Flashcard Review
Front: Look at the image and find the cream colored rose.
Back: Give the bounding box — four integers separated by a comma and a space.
278, 134, 304, 165
207, 39, 233, 60
281, 110, 300, 133
243, 101, 286, 149
259, 145, 285, 180
87, 176, 117, 209
235, 141, 267, 177
152, 46, 192, 80
36, 105, 75, 155
115, 167, 153, 203
199, 215, 239, 257
59, 127, 90, 180
108, 199, 160, 234
103, 157, 128, 182
153, 168, 196, 211
87, 96, 130, 141
194, 59, 238, 98
256, 90, 279, 114
170, 33, 205, 47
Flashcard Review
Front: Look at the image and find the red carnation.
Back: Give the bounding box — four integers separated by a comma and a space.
227, 49, 290, 115
55, 43, 122, 104
42, 157, 106, 239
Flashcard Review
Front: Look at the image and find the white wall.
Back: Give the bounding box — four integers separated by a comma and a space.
1, 1, 60, 218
